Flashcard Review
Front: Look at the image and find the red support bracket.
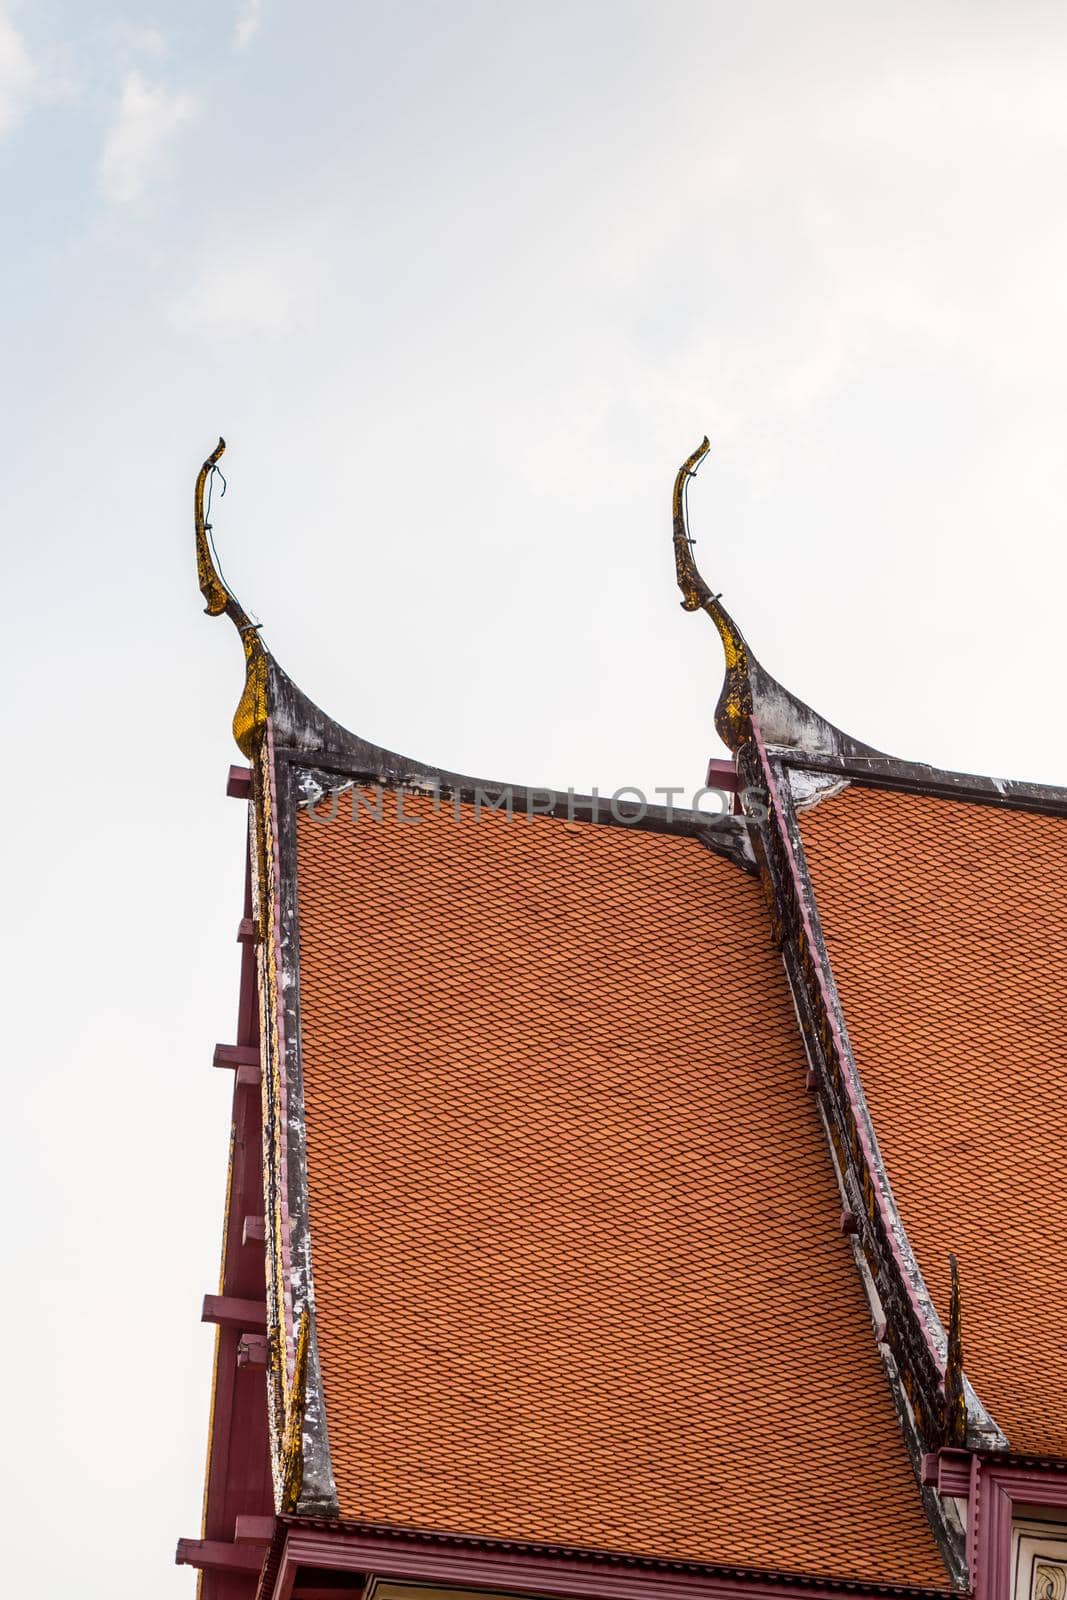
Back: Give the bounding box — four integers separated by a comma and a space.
920, 1447, 973, 1495
202, 1294, 267, 1333
705, 757, 738, 793
215, 1043, 261, 1088
227, 765, 253, 800
243, 1215, 266, 1246
176, 1537, 264, 1572
237, 916, 258, 944
214, 1043, 260, 1070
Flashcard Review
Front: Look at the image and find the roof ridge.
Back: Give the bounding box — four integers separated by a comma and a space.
775, 748, 1067, 815
737, 723, 1008, 1587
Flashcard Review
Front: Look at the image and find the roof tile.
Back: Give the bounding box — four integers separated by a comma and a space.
294, 789, 946, 1585
799, 783, 1067, 1456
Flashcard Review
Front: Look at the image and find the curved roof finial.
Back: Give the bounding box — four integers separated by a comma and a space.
194, 437, 269, 756
195, 437, 232, 618
672, 437, 754, 751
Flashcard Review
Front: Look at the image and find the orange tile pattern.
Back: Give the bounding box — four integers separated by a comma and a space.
799, 783, 1067, 1456
293, 789, 947, 1585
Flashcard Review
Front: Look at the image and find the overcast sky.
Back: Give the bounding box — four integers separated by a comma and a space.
4, 2, 1067, 1595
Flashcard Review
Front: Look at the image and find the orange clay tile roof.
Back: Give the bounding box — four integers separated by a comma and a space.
293, 788, 947, 1586
798, 782, 1067, 1457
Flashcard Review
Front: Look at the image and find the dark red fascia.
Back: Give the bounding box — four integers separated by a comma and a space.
255, 1524, 959, 1600
177, 789, 275, 1600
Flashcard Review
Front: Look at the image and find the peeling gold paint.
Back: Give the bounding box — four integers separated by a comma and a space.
671, 438, 754, 751
234, 638, 269, 758
279, 1309, 311, 1512
194, 437, 269, 756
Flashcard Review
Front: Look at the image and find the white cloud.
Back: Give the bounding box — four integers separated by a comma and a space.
0, 6, 35, 137
113, 23, 170, 63
234, 0, 263, 49
98, 69, 196, 204
168, 230, 330, 337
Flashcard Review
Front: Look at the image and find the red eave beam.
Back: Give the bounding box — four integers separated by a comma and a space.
176, 1537, 265, 1573
227, 765, 253, 799
267, 1528, 959, 1600
202, 1293, 267, 1333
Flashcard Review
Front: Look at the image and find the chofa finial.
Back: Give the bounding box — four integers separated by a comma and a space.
195, 437, 230, 616
672, 436, 712, 611
194, 437, 269, 757
672, 438, 754, 752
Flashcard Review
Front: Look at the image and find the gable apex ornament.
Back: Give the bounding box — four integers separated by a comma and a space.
194, 437, 269, 757
672, 437, 878, 760
672, 436, 753, 751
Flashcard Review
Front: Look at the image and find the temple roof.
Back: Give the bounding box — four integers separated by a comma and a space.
292, 785, 946, 1585
798, 782, 1067, 1457
187, 434, 1067, 1598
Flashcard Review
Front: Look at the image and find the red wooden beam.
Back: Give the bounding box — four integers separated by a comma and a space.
227, 765, 253, 799
202, 1294, 267, 1333
269, 1528, 957, 1600
236, 850, 259, 1046
243, 1216, 266, 1246
237, 917, 258, 944
235, 1515, 276, 1545
176, 1537, 264, 1573
215, 1044, 260, 1070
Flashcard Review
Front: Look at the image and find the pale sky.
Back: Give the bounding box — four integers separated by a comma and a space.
4, 3, 1067, 1595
